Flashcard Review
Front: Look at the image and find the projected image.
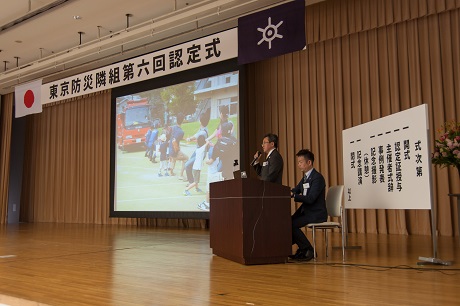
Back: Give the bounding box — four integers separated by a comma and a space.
114, 71, 239, 213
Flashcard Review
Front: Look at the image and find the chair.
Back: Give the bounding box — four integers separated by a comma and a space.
307, 185, 345, 261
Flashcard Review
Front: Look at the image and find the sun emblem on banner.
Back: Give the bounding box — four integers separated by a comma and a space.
257, 17, 283, 49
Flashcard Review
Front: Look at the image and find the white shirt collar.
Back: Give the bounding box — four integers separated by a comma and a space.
304, 168, 314, 180
266, 148, 276, 158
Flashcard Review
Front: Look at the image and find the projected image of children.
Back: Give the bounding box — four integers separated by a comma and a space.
113, 70, 240, 214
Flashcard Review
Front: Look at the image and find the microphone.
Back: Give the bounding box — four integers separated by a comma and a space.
251, 151, 262, 166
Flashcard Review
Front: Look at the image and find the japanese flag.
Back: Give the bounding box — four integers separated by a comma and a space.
15, 79, 43, 118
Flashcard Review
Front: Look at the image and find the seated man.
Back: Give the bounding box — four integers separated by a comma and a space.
290, 149, 327, 261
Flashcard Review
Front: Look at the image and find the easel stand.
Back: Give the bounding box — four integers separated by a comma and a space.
416, 209, 451, 266
417, 131, 451, 266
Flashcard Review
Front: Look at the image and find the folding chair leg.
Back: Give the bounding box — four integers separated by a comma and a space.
341, 205, 346, 262
312, 227, 317, 260
325, 230, 329, 257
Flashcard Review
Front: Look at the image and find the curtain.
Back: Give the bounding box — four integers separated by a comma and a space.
246, 0, 460, 236
21, 91, 113, 223
20, 91, 206, 228
0, 94, 13, 224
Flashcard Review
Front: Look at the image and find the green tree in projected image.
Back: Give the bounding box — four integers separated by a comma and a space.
142, 89, 165, 125
160, 81, 196, 116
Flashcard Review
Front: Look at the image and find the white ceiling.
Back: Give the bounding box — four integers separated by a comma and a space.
0, 0, 323, 94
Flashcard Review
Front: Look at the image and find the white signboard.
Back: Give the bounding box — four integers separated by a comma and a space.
41, 28, 237, 104
342, 104, 431, 209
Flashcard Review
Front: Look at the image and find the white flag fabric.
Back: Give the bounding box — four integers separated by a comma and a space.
15, 79, 43, 118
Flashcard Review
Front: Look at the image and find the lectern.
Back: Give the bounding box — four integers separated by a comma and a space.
209, 178, 291, 265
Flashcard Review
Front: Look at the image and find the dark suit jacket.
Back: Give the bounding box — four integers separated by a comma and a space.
291, 168, 327, 223
252, 149, 283, 184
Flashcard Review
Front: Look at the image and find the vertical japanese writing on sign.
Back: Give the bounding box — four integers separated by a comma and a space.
395, 141, 402, 191
363, 153, 370, 178
404, 139, 410, 160
342, 104, 432, 209
379, 145, 385, 183
350, 152, 356, 169
415, 140, 423, 177
371, 147, 377, 184
386, 144, 393, 192
357, 150, 362, 185
348, 138, 420, 193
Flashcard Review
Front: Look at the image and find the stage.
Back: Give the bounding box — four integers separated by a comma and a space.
0, 223, 458, 305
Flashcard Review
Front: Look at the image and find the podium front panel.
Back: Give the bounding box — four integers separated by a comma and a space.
210, 178, 291, 265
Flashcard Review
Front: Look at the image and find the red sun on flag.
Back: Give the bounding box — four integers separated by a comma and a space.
15, 79, 42, 118
24, 89, 35, 108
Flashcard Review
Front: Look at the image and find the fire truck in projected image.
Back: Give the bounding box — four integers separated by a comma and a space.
116, 96, 151, 152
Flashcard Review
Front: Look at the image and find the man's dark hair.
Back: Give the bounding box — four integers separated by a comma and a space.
296, 149, 315, 164
264, 133, 279, 148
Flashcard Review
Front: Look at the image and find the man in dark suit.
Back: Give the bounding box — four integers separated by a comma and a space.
290, 149, 327, 261
252, 133, 283, 184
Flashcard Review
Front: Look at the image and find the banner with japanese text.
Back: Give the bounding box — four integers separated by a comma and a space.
342, 104, 432, 209
41, 28, 237, 104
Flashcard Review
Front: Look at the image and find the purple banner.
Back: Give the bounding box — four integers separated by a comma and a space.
238, 0, 306, 65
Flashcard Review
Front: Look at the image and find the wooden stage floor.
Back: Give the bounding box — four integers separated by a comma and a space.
0, 223, 458, 305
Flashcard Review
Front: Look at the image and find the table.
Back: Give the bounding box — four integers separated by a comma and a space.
448, 193, 460, 238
